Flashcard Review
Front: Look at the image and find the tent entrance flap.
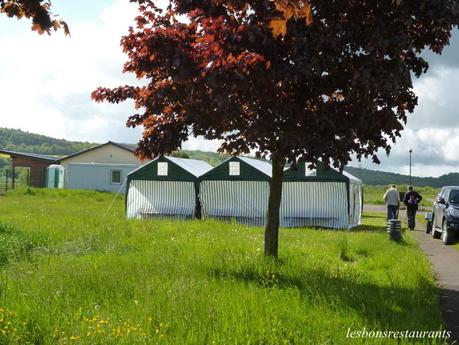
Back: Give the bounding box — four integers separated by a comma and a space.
200, 180, 270, 227
126, 180, 196, 219
280, 182, 349, 229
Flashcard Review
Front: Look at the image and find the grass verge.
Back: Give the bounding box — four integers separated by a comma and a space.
0, 188, 447, 344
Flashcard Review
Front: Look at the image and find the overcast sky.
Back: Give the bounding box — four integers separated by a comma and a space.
0, 1, 458, 177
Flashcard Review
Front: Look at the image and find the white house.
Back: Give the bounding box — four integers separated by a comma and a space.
56, 142, 143, 193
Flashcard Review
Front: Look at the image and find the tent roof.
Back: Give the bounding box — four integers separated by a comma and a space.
238, 157, 272, 177
127, 155, 213, 182
283, 161, 361, 183
200, 156, 272, 181
342, 170, 362, 184
166, 156, 213, 177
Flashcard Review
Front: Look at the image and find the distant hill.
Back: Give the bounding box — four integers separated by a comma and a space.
0, 128, 230, 170
344, 166, 459, 188
170, 150, 229, 166
0, 128, 97, 169
1, 127, 458, 187
0, 128, 96, 156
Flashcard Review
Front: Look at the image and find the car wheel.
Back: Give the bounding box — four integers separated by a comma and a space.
442, 221, 453, 245
432, 224, 441, 239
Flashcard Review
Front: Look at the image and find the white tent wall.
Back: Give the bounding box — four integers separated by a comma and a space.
126, 180, 196, 219
280, 182, 350, 229
200, 180, 270, 226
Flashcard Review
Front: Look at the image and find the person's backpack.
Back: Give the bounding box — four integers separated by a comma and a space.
407, 194, 418, 206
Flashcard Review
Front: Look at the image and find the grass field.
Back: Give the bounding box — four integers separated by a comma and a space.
364, 185, 438, 207
0, 188, 448, 344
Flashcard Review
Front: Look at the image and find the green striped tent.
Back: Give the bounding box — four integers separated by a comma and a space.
126, 156, 213, 219
199, 157, 272, 226
281, 162, 362, 229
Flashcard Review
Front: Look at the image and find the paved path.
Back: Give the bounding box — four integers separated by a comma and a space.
409, 225, 459, 343
365, 205, 459, 343
363, 204, 386, 213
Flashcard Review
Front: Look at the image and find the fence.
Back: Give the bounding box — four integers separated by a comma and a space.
0, 169, 29, 196
0, 169, 11, 196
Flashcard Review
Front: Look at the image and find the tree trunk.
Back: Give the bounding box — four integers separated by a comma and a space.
264, 152, 286, 257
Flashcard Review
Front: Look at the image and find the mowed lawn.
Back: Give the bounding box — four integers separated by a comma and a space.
0, 189, 447, 344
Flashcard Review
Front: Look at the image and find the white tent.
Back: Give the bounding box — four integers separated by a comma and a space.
199, 157, 272, 226
280, 162, 362, 229
126, 156, 213, 219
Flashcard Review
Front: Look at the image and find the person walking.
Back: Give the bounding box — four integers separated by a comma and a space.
384, 184, 400, 220
403, 186, 422, 231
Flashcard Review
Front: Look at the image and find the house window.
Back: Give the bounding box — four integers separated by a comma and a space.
158, 162, 168, 176
111, 170, 122, 184
305, 163, 316, 177
229, 161, 240, 176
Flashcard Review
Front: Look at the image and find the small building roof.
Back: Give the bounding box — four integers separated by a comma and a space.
0, 149, 57, 162
115, 143, 138, 151
56, 141, 135, 163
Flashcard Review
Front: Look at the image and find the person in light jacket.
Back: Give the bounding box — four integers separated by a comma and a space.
384, 185, 400, 220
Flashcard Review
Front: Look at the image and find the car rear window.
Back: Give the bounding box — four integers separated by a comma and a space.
449, 190, 459, 203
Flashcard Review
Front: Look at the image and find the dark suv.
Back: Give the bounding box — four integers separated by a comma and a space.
431, 186, 459, 244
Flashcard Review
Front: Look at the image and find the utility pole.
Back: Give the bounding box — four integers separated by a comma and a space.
409, 149, 413, 186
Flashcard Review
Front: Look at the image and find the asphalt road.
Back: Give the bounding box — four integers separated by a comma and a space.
365, 204, 459, 343
410, 225, 459, 343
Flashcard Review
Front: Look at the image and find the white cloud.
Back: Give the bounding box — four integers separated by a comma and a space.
352, 60, 459, 176
353, 127, 459, 177
407, 67, 459, 129
0, 0, 216, 150
1, 3, 459, 177
0, 0, 141, 142
182, 137, 222, 152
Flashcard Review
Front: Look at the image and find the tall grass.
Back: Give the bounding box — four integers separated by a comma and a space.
0, 188, 447, 344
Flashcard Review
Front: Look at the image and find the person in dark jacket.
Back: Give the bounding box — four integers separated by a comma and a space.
403, 186, 422, 231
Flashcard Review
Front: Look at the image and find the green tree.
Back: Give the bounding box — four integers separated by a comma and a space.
93, 0, 459, 257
